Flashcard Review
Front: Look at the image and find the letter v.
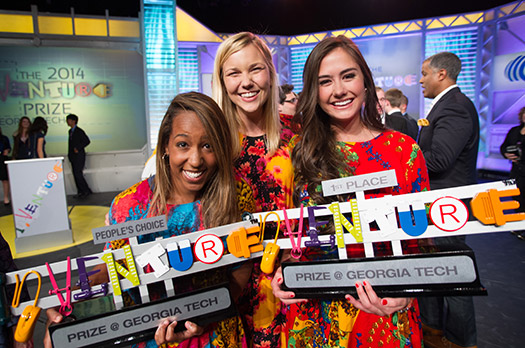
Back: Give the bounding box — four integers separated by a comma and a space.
14, 209, 32, 220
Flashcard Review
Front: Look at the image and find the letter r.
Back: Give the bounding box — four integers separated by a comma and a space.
439, 204, 459, 224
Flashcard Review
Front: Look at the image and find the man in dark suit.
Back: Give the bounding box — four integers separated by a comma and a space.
375, 86, 409, 135
385, 88, 418, 140
66, 114, 92, 198
417, 52, 479, 348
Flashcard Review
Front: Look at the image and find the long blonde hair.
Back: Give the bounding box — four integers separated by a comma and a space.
212, 32, 281, 156
149, 92, 239, 227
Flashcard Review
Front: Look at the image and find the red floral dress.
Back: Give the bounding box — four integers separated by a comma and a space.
283, 131, 430, 348
235, 115, 295, 347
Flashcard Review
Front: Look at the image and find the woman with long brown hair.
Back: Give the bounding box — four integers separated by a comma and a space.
272, 36, 430, 348
12, 116, 31, 160
45, 92, 247, 348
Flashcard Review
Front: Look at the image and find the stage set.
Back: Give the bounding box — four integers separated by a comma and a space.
0, 1, 524, 187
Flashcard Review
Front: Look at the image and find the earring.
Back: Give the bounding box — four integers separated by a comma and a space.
162, 153, 168, 160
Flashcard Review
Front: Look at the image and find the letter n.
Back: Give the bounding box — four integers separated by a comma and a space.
329, 201, 363, 245
101, 245, 140, 296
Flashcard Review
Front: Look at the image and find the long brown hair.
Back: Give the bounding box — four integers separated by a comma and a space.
292, 36, 384, 206
12, 116, 31, 159
212, 32, 281, 156
29, 116, 48, 135
149, 92, 239, 227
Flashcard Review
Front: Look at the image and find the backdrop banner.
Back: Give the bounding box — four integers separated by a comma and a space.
0, 46, 147, 153
357, 34, 422, 119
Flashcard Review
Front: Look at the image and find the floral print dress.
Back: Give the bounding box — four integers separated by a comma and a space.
283, 131, 430, 348
235, 116, 296, 347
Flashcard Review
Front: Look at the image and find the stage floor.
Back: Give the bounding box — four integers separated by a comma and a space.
1, 205, 109, 259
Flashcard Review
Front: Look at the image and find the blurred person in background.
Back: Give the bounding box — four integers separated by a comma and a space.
500, 106, 525, 240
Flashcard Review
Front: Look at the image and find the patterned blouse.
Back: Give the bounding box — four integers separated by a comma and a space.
108, 177, 247, 348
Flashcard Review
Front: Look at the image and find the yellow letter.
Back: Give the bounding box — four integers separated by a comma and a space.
100, 245, 140, 296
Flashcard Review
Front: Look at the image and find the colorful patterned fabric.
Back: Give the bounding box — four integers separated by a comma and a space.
279, 113, 296, 144
108, 177, 247, 348
235, 116, 296, 348
235, 136, 294, 216
284, 131, 430, 348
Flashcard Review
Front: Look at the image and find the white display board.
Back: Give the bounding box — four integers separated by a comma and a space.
6, 157, 72, 253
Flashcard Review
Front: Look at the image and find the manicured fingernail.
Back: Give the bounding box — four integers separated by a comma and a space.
277, 277, 282, 283
382, 299, 388, 306
355, 282, 360, 288
290, 293, 295, 298
345, 295, 351, 301
363, 281, 368, 286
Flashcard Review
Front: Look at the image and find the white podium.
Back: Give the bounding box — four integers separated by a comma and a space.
6, 157, 72, 253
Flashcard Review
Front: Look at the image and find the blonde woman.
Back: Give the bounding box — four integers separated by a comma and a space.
212, 32, 294, 347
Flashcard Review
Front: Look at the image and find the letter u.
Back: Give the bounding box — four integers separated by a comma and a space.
398, 201, 428, 237
167, 240, 194, 271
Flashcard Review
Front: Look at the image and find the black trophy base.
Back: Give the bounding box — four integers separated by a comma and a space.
282, 243, 487, 299
49, 283, 237, 348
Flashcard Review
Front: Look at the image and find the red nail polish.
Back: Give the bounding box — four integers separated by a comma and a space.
345, 295, 351, 301
290, 293, 295, 298
355, 282, 360, 288
277, 277, 282, 283
363, 281, 368, 286
382, 299, 388, 306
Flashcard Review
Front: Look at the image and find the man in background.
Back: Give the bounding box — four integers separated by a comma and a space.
400, 94, 409, 115
278, 84, 298, 116
385, 88, 418, 140
376, 86, 409, 136
67, 114, 92, 198
418, 51, 479, 348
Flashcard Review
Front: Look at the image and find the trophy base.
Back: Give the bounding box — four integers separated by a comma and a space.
49, 284, 236, 348
282, 243, 487, 298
